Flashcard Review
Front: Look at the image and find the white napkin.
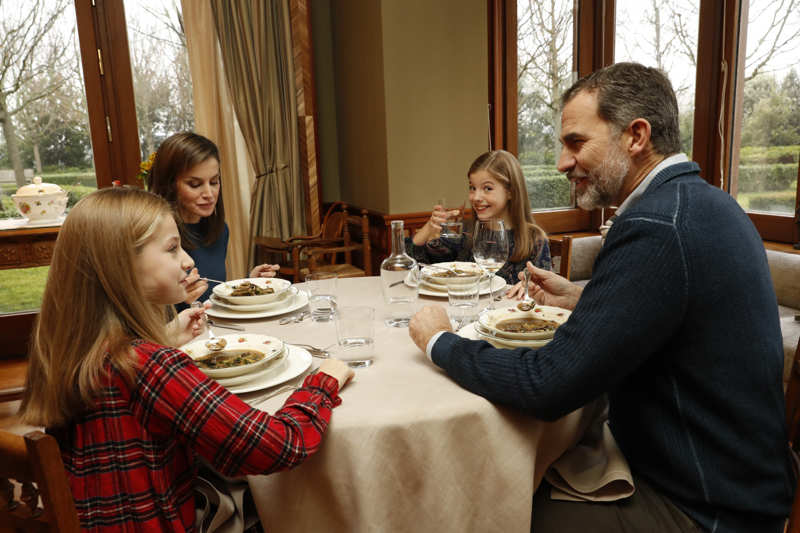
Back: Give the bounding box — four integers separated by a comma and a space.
545, 398, 635, 502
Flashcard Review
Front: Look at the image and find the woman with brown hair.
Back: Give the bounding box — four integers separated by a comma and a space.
147, 132, 279, 304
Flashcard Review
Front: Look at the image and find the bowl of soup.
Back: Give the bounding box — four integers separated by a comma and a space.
478, 306, 570, 340
421, 262, 483, 288
181, 334, 286, 378
212, 277, 292, 305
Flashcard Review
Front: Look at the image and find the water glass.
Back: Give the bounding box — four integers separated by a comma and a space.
335, 306, 375, 363
447, 278, 480, 329
305, 272, 338, 322
440, 221, 463, 239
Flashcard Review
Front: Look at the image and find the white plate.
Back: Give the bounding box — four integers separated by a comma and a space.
209, 287, 296, 312
227, 345, 313, 394
180, 334, 286, 378
415, 275, 506, 298
206, 290, 309, 320
214, 351, 290, 387
459, 322, 552, 349
212, 277, 293, 305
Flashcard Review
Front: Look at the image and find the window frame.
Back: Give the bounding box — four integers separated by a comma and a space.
495, 0, 800, 243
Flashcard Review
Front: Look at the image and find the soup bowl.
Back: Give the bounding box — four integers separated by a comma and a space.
180, 334, 285, 378
212, 277, 292, 305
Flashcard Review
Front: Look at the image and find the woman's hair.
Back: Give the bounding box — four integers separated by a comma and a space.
467, 150, 547, 263
146, 132, 225, 248
19, 187, 175, 427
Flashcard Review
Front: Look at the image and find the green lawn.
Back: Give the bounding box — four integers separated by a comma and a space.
0, 266, 49, 313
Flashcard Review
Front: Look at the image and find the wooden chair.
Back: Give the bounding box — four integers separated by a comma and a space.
785, 334, 800, 532
254, 202, 372, 282
548, 235, 573, 279
0, 430, 80, 533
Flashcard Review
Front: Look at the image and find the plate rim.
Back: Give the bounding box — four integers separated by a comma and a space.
209, 286, 297, 311
206, 289, 309, 320
415, 274, 506, 298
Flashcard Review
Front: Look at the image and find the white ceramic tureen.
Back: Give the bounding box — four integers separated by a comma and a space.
11, 177, 68, 223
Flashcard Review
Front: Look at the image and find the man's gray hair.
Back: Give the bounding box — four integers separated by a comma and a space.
561, 62, 681, 155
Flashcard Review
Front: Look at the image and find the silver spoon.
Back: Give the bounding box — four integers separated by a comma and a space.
517, 269, 536, 312
193, 301, 227, 352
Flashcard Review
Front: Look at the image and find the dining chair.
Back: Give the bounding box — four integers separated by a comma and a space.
253, 202, 372, 282
0, 429, 80, 532
784, 335, 800, 533
548, 235, 573, 280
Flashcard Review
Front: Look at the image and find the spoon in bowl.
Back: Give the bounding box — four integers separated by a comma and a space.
517, 269, 536, 312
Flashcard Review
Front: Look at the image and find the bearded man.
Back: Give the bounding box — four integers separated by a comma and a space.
408, 63, 793, 532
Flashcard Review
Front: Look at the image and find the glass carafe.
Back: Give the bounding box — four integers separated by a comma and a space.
380, 220, 419, 327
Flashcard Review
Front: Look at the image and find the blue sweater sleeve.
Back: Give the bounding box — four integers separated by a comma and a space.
432, 216, 686, 420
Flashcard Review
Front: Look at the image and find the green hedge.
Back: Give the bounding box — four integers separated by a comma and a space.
523, 167, 571, 209
739, 146, 799, 165
41, 172, 97, 187
745, 190, 796, 212
737, 163, 797, 193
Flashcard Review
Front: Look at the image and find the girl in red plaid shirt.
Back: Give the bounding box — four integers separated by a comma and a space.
19, 187, 353, 532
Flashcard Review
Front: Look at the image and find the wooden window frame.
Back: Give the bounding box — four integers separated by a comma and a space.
489, 0, 615, 234
496, 0, 800, 244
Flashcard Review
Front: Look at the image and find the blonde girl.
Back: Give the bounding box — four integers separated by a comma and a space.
19, 187, 352, 532
407, 149, 551, 285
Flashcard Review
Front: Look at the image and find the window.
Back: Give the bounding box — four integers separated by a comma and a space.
0, 0, 95, 313
516, 0, 575, 211
614, 0, 698, 158
496, 0, 800, 243
732, 0, 800, 217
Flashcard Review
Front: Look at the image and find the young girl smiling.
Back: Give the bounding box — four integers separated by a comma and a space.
19, 187, 353, 532
407, 150, 551, 285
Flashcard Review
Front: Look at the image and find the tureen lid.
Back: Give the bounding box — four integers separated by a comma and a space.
14, 176, 65, 196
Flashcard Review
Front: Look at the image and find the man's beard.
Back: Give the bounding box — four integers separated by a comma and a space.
573, 143, 630, 210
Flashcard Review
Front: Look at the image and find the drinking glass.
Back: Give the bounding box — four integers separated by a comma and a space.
334, 306, 375, 365
472, 219, 509, 309
447, 278, 481, 330
305, 272, 338, 322
439, 197, 465, 239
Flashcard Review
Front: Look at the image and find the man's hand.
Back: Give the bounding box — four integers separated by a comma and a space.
409, 305, 453, 352
525, 262, 583, 310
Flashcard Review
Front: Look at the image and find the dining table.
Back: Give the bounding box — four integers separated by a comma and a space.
220, 276, 592, 533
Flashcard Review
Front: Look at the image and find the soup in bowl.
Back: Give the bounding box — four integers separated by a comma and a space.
479, 305, 571, 340
212, 277, 292, 305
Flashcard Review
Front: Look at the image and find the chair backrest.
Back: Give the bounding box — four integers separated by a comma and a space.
548, 235, 573, 279
784, 336, 800, 533
0, 430, 80, 533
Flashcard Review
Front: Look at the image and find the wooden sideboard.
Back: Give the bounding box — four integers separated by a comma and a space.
0, 225, 59, 270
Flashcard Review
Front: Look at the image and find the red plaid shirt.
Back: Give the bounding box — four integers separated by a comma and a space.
52, 339, 341, 532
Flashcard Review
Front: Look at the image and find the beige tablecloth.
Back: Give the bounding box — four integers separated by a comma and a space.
226, 277, 592, 533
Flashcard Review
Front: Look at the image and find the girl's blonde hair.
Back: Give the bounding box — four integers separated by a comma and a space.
467, 150, 547, 262
19, 187, 175, 427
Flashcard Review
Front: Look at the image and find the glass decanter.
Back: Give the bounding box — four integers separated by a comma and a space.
380, 220, 419, 327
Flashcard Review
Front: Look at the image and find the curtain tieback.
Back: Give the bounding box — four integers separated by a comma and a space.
255, 164, 290, 180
